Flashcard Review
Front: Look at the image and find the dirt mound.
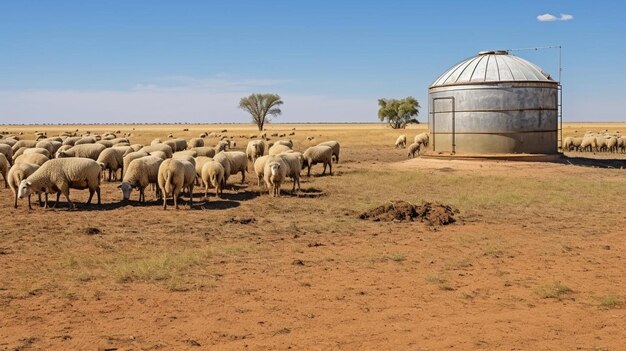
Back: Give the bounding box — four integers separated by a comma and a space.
359, 200, 458, 225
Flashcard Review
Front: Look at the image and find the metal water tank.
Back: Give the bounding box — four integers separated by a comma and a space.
428, 50, 559, 154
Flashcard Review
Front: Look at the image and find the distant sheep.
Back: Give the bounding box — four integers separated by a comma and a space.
302, 145, 333, 177
56, 143, 106, 160
246, 140, 266, 164
407, 142, 421, 158
188, 138, 204, 148
395, 135, 407, 148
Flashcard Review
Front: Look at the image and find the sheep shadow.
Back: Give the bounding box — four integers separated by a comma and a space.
219, 190, 259, 202
558, 155, 626, 169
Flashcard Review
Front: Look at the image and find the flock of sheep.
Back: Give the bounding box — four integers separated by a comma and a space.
564, 131, 626, 153
395, 133, 429, 157
0, 131, 340, 210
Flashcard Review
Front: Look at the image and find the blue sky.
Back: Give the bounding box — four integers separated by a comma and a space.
1, 0, 624, 124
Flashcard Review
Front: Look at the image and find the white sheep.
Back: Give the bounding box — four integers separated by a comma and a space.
8, 163, 40, 208
580, 136, 597, 152
188, 138, 204, 148
0, 144, 14, 165
149, 150, 168, 160
139, 144, 174, 158
395, 135, 407, 148
62, 136, 82, 146
192, 147, 216, 157
414, 133, 429, 147
254, 155, 270, 187
150, 138, 162, 145
246, 140, 266, 164
214, 151, 247, 184
263, 155, 288, 197
74, 136, 97, 145
268, 143, 292, 155
163, 139, 177, 152
194, 156, 213, 186
172, 154, 196, 168
123, 151, 150, 175
214, 140, 230, 153
23, 147, 51, 159
407, 142, 421, 158
317, 141, 340, 163
35, 140, 58, 156
277, 152, 303, 192
96, 147, 125, 181
201, 159, 225, 199
275, 139, 293, 148
14, 153, 49, 166
11, 140, 38, 152
158, 158, 196, 210
56, 143, 106, 160
302, 145, 333, 177
119, 155, 164, 202
18, 158, 102, 209
0, 153, 8, 188
173, 150, 198, 158
174, 138, 188, 152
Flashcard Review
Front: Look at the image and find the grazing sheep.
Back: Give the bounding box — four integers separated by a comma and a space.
263, 156, 288, 197
595, 136, 608, 152
56, 143, 106, 160
139, 144, 174, 158
214, 140, 230, 153
194, 156, 213, 185
97, 140, 114, 148
253, 155, 270, 187
23, 147, 51, 159
606, 136, 618, 153
414, 133, 430, 147
148, 150, 168, 160
0, 144, 14, 165
129, 144, 143, 152
35, 140, 58, 156
8, 163, 40, 208
268, 143, 292, 155
150, 138, 162, 145
0, 153, 8, 188
407, 142, 421, 158
618, 137, 626, 153
158, 159, 195, 210
96, 147, 125, 181
580, 136, 597, 152
12, 147, 28, 161
74, 136, 97, 145
174, 138, 188, 152
172, 153, 196, 167
119, 156, 164, 202
201, 159, 225, 198
123, 151, 150, 175
14, 153, 49, 166
395, 135, 407, 148
246, 140, 266, 164
214, 151, 247, 184
110, 137, 129, 145
277, 152, 303, 192
563, 137, 583, 152
275, 139, 293, 148
163, 139, 177, 152
192, 147, 216, 157
12, 140, 38, 152
302, 145, 333, 177
317, 141, 340, 163
18, 158, 102, 209
62, 136, 82, 146
173, 150, 198, 158
188, 138, 204, 148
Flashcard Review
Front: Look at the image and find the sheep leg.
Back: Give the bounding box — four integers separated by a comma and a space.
241, 170, 245, 184
329, 162, 333, 176
87, 189, 94, 204
96, 187, 101, 205
322, 163, 327, 175
62, 190, 74, 210
188, 186, 193, 209
14, 193, 18, 209
173, 189, 179, 210
307, 165, 311, 177
51, 192, 61, 208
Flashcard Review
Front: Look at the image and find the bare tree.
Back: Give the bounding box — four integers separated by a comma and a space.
238, 94, 283, 131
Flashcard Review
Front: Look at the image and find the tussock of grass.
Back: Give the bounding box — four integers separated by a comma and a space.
113, 251, 204, 283
595, 294, 625, 309
425, 274, 445, 284
535, 281, 573, 299
388, 253, 406, 262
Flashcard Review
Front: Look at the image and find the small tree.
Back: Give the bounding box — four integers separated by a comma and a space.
238, 93, 283, 131
377, 96, 420, 129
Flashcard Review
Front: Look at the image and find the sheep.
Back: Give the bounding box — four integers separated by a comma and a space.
192, 147, 216, 157
174, 138, 188, 152
246, 140, 266, 164
173, 150, 198, 158
254, 155, 270, 187
129, 144, 143, 152
172, 154, 196, 168
407, 142, 421, 158
606, 136, 618, 153
619, 137, 626, 153
395, 135, 407, 148
214, 140, 230, 153
35, 140, 58, 156
214, 151, 247, 185
317, 141, 340, 163
110, 137, 129, 145
563, 137, 583, 152
268, 143, 292, 155
163, 139, 177, 152
23, 147, 51, 159
194, 156, 213, 186
8, 163, 40, 209
119, 156, 164, 202
96, 147, 125, 181
275, 139, 293, 148
201, 159, 225, 199
158, 158, 196, 210
12, 147, 29, 161
74, 136, 97, 145
97, 140, 114, 148
302, 145, 333, 177
595, 136, 607, 152
123, 151, 150, 175
263, 156, 288, 197
139, 144, 173, 158
188, 138, 204, 148
12, 140, 38, 152
277, 152, 303, 192
0, 138, 18, 147
62, 136, 82, 146
56, 143, 106, 160
0, 144, 14, 165
151, 138, 162, 145
18, 158, 102, 209
14, 153, 49, 166
0, 153, 8, 188
414, 133, 430, 147
580, 136, 597, 152
149, 150, 168, 160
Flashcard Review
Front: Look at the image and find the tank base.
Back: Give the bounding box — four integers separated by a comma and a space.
420, 151, 563, 163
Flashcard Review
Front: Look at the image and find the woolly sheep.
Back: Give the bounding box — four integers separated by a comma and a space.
8, 163, 40, 208
214, 151, 247, 184
172, 153, 196, 168
173, 150, 198, 158
129, 144, 143, 152
407, 142, 421, 158
174, 138, 188, 152
96, 147, 125, 181
62, 136, 82, 146
277, 152, 302, 192
188, 138, 204, 148
201, 159, 225, 198
123, 151, 150, 178
194, 156, 213, 186
12, 140, 38, 152
317, 141, 340, 163
139, 144, 173, 158
0, 144, 14, 165
14, 153, 49, 166
254, 155, 270, 187
158, 158, 195, 210
18, 158, 102, 209
110, 137, 129, 145
74, 136, 97, 145
12, 147, 28, 161
606, 136, 618, 153
595, 136, 607, 152
302, 145, 333, 177
214, 140, 230, 153
580, 136, 597, 152
35, 140, 58, 156
563, 137, 582, 151
56, 143, 106, 160
268, 143, 292, 155
23, 147, 51, 159
151, 138, 162, 145
119, 155, 164, 202
414, 133, 429, 147
0, 153, 8, 188
163, 139, 177, 152
275, 139, 293, 148
395, 135, 407, 149
192, 147, 216, 158
149, 150, 168, 160
246, 140, 266, 164
263, 155, 288, 197
97, 140, 114, 148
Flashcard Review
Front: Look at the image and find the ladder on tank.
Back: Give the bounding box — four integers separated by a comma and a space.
558, 83, 563, 151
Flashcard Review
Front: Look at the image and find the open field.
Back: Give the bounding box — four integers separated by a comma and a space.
0, 123, 625, 350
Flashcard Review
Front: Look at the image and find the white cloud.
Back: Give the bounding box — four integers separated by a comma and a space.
537, 13, 574, 22
0, 89, 376, 124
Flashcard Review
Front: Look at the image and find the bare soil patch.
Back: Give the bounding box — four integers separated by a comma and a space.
359, 200, 458, 225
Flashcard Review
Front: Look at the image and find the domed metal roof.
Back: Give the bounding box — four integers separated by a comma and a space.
430, 51, 555, 88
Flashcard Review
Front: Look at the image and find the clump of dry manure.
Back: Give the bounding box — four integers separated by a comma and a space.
224, 217, 256, 225
83, 227, 102, 235
358, 200, 458, 225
